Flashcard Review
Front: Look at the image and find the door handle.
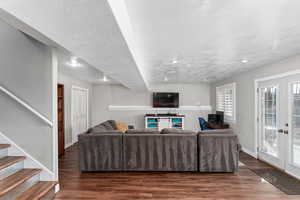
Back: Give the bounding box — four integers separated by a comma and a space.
284, 130, 288, 135
278, 129, 284, 133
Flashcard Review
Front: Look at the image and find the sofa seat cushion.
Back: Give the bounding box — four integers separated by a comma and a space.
161, 128, 195, 134
125, 129, 160, 134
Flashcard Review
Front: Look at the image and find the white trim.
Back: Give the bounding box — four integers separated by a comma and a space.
0, 86, 53, 127
242, 147, 257, 158
51, 49, 59, 183
108, 105, 212, 111
71, 86, 89, 144
0, 131, 55, 181
65, 142, 73, 149
254, 69, 300, 83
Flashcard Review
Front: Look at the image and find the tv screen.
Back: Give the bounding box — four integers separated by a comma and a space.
153, 92, 179, 108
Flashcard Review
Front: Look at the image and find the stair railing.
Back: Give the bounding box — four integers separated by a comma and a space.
0, 85, 53, 127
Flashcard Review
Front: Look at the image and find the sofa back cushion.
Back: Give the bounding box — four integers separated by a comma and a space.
161, 128, 195, 134
123, 133, 197, 171
125, 129, 160, 134
198, 128, 234, 135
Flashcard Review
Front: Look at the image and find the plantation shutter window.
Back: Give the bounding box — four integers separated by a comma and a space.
216, 83, 236, 122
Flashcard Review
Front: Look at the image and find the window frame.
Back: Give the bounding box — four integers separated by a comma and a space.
216, 82, 236, 123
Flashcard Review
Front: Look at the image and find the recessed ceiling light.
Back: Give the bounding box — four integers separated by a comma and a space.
103, 75, 108, 82
164, 76, 168, 82
172, 58, 178, 64
67, 56, 82, 68
98, 75, 109, 82
241, 59, 248, 63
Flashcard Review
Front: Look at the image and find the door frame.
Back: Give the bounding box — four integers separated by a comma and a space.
71, 85, 89, 144
257, 84, 282, 168
286, 81, 300, 179
254, 69, 300, 158
254, 70, 300, 179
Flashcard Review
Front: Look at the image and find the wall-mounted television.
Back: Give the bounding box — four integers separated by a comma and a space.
153, 92, 179, 108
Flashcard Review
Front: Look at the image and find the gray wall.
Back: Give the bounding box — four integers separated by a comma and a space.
92, 83, 211, 131
210, 55, 300, 153
58, 73, 93, 147
0, 20, 54, 170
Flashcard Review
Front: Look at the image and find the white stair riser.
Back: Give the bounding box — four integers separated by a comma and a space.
0, 173, 40, 200
0, 161, 24, 180
0, 149, 8, 159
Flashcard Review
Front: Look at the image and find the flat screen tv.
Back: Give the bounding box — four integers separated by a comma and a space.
153, 92, 179, 108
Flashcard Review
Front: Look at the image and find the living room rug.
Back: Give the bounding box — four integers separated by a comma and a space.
248, 168, 300, 195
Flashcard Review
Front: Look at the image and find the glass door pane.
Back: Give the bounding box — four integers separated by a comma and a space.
260, 86, 279, 158
291, 83, 300, 167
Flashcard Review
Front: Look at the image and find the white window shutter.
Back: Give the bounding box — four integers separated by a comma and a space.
216, 83, 236, 122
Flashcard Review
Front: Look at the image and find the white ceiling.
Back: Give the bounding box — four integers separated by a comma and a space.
57, 50, 118, 85
124, 0, 300, 83
0, 0, 148, 90
2, 0, 300, 88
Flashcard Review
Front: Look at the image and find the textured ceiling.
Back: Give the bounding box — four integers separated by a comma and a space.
124, 0, 300, 83
57, 49, 118, 85
0, 0, 148, 90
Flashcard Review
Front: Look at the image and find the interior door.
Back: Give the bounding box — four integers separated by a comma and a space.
286, 79, 300, 178
72, 86, 88, 144
258, 82, 283, 169
257, 73, 300, 178
57, 84, 65, 156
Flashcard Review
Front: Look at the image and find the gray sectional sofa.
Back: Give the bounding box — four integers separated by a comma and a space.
78, 120, 240, 173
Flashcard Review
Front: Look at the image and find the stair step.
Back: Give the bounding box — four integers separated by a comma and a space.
15, 181, 57, 200
0, 144, 11, 151
0, 156, 26, 170
0, 169, 42, 196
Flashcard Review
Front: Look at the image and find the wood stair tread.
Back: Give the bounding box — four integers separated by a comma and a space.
0, 144, 11, 150
0, 169, 42, 196
15, 181, 57, 200
0, 156, 26, 170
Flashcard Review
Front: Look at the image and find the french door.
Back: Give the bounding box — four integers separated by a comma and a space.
72, 86, 89, 144
257, 73, 300, 179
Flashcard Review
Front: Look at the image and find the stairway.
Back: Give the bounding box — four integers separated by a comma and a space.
0, 144, 57, 200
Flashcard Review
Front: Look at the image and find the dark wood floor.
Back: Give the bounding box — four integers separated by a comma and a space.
55, 144, 300, 200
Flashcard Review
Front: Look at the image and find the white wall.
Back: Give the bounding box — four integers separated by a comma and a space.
58, 73, 93, 148
0, 19, 54, 170
92, 83, 211, 131
210, 55, 300, 154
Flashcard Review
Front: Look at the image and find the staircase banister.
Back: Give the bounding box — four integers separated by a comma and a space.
0, 85, 53, 127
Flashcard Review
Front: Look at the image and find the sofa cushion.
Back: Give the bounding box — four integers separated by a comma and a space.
125, 129, 160, 134
91, 130, 123, 134
107, 120, 118, 130
87, 125, 107, 133
100, 120, 115, 130
161, 128, 195, 134
198, 129, 234, 135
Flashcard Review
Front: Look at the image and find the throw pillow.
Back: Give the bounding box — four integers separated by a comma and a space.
116, 122, 128, 132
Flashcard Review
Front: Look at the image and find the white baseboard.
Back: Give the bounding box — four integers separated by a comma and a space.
242, 147, 257, 158
0, 131, 55, 181
55, 184, 60, 193
65, 142, 73, 149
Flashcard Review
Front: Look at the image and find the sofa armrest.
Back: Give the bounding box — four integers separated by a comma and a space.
198, 133, 239, 172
